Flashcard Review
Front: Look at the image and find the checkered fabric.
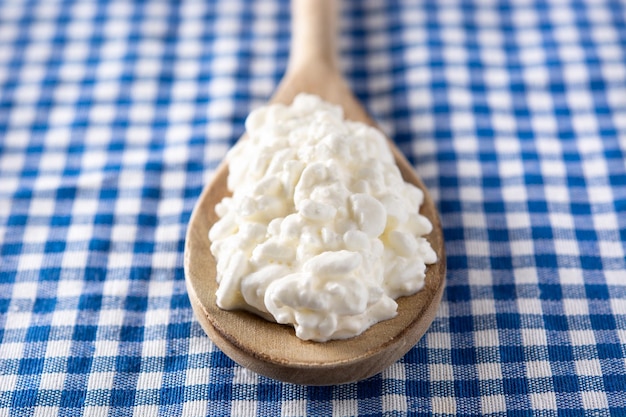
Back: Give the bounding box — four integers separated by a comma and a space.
1, 0, 625, 415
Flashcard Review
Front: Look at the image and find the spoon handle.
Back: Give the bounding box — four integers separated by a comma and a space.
288, 0, 339, 72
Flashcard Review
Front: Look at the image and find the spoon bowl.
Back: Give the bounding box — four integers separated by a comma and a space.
184, 0, 446, 385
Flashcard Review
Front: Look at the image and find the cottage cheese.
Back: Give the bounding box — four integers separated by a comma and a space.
209, 94, 437, 342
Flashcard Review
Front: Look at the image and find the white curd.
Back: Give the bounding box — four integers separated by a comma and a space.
208, 94, 437, 342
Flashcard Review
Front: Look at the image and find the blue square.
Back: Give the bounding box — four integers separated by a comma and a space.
12, 389, 38, 408
60, 390, 87, 408
18, 357, 44, 374
553, 375, 579, 393
502, 378, 528, 395
111, 389, 135, 407
26, 325, 50, 342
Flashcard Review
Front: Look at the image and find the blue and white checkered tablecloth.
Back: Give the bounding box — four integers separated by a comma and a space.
1, 0, 625, 415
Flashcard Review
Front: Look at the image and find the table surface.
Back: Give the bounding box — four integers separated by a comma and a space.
1, 0, 625, 416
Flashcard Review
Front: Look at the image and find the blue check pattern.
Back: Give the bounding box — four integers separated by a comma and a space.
1, 0, 625, 415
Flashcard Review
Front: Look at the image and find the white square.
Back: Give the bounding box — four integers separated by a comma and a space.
164, 127, 192, 148
51, 309, 77, 327
67, 21, 93, 39
544, 185, 569, 203
589, 186, 613, 204
521, 328, 547, 347
506, 212, 531, 229
491, 113, 516, 132
50, 84, 80, 103
559, 268, 584, 285
14, 83, 41, 104
514, 267, 538, 284
133, 58, 161, 78
66, 224, 93, 242
92, 340, 118, 359
531, 114, 558, 135
157, 199, 183, 218
502, 185, 527, 202
452, 136, 478, 153
136, 372, 163, 391
84, 126, 112, 146
141, 339, 166, 358
185, 367, 210, 387
530, 392, 557, 411
450, 111, 474, 132
22, 226, 49, 244
427, 330, 451, 349
281, 400, 307, 417
476, 362, 502, 381
131, 80, 158, 101
40, 373, 66, 390
575, 359, 603, 377
49, 105, 76, 126
97, 309, 124, 327
83, 406, 110, 417
102, 278, 128, 297
110, 224, 137, 242
57, 279, 83, 298
188, 337, 212, 355
549, 211, 573, 228
509, 240, 535, 257
34, 175, 61, 193
0, 342, 24, 360
45, 340, 72, 359
132, 405, 158, 417
572, 113, 598, 135
383, 361, 406, 380
4, 312, 30, 329
569, 330, 595, 346
171, 79, 198, 100
459, 187, 484, 203
107, 252, 133, 269
62, 251, 88, 269
58, 62, 85, 82
465, 240, 490, 257
33, 407, 59, 417
101, 40, 127, 60
480, 394, 506, 415
430, 364, 454, 381
526, 360, 552, 379
147, 281, 174, 298
0, 374, 17, 393
129, 103, 155, 124
382, 394, 407, 414
559, 43, 585, 64
89, 104, 117, 124
480, 47, 506, 66
581, 390, 609, 411
432, 396, 456, 415
519, 46, 545, 66
181, 400, 208, 417
174, 59, 200, 79
526, 90, 553, 112
523, 66, 549, 88
93, 81, 120, 101
17, 253, 44, 271
144, 310, 170, 327
231, 401, 257, 417
554, 239, 579, 256
563, 298, 589, 316
517, 298, 542, 316
151, 252, 177, 269
12, 281, 38, 300
474, 330, 499, 348
63, 41, 90, 61
468, 269, 492, 287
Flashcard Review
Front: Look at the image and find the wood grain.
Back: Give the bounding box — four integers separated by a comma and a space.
183, 0, 446, 385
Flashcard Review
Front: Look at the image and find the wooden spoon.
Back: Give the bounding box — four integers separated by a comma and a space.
184, 0, 446, 385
